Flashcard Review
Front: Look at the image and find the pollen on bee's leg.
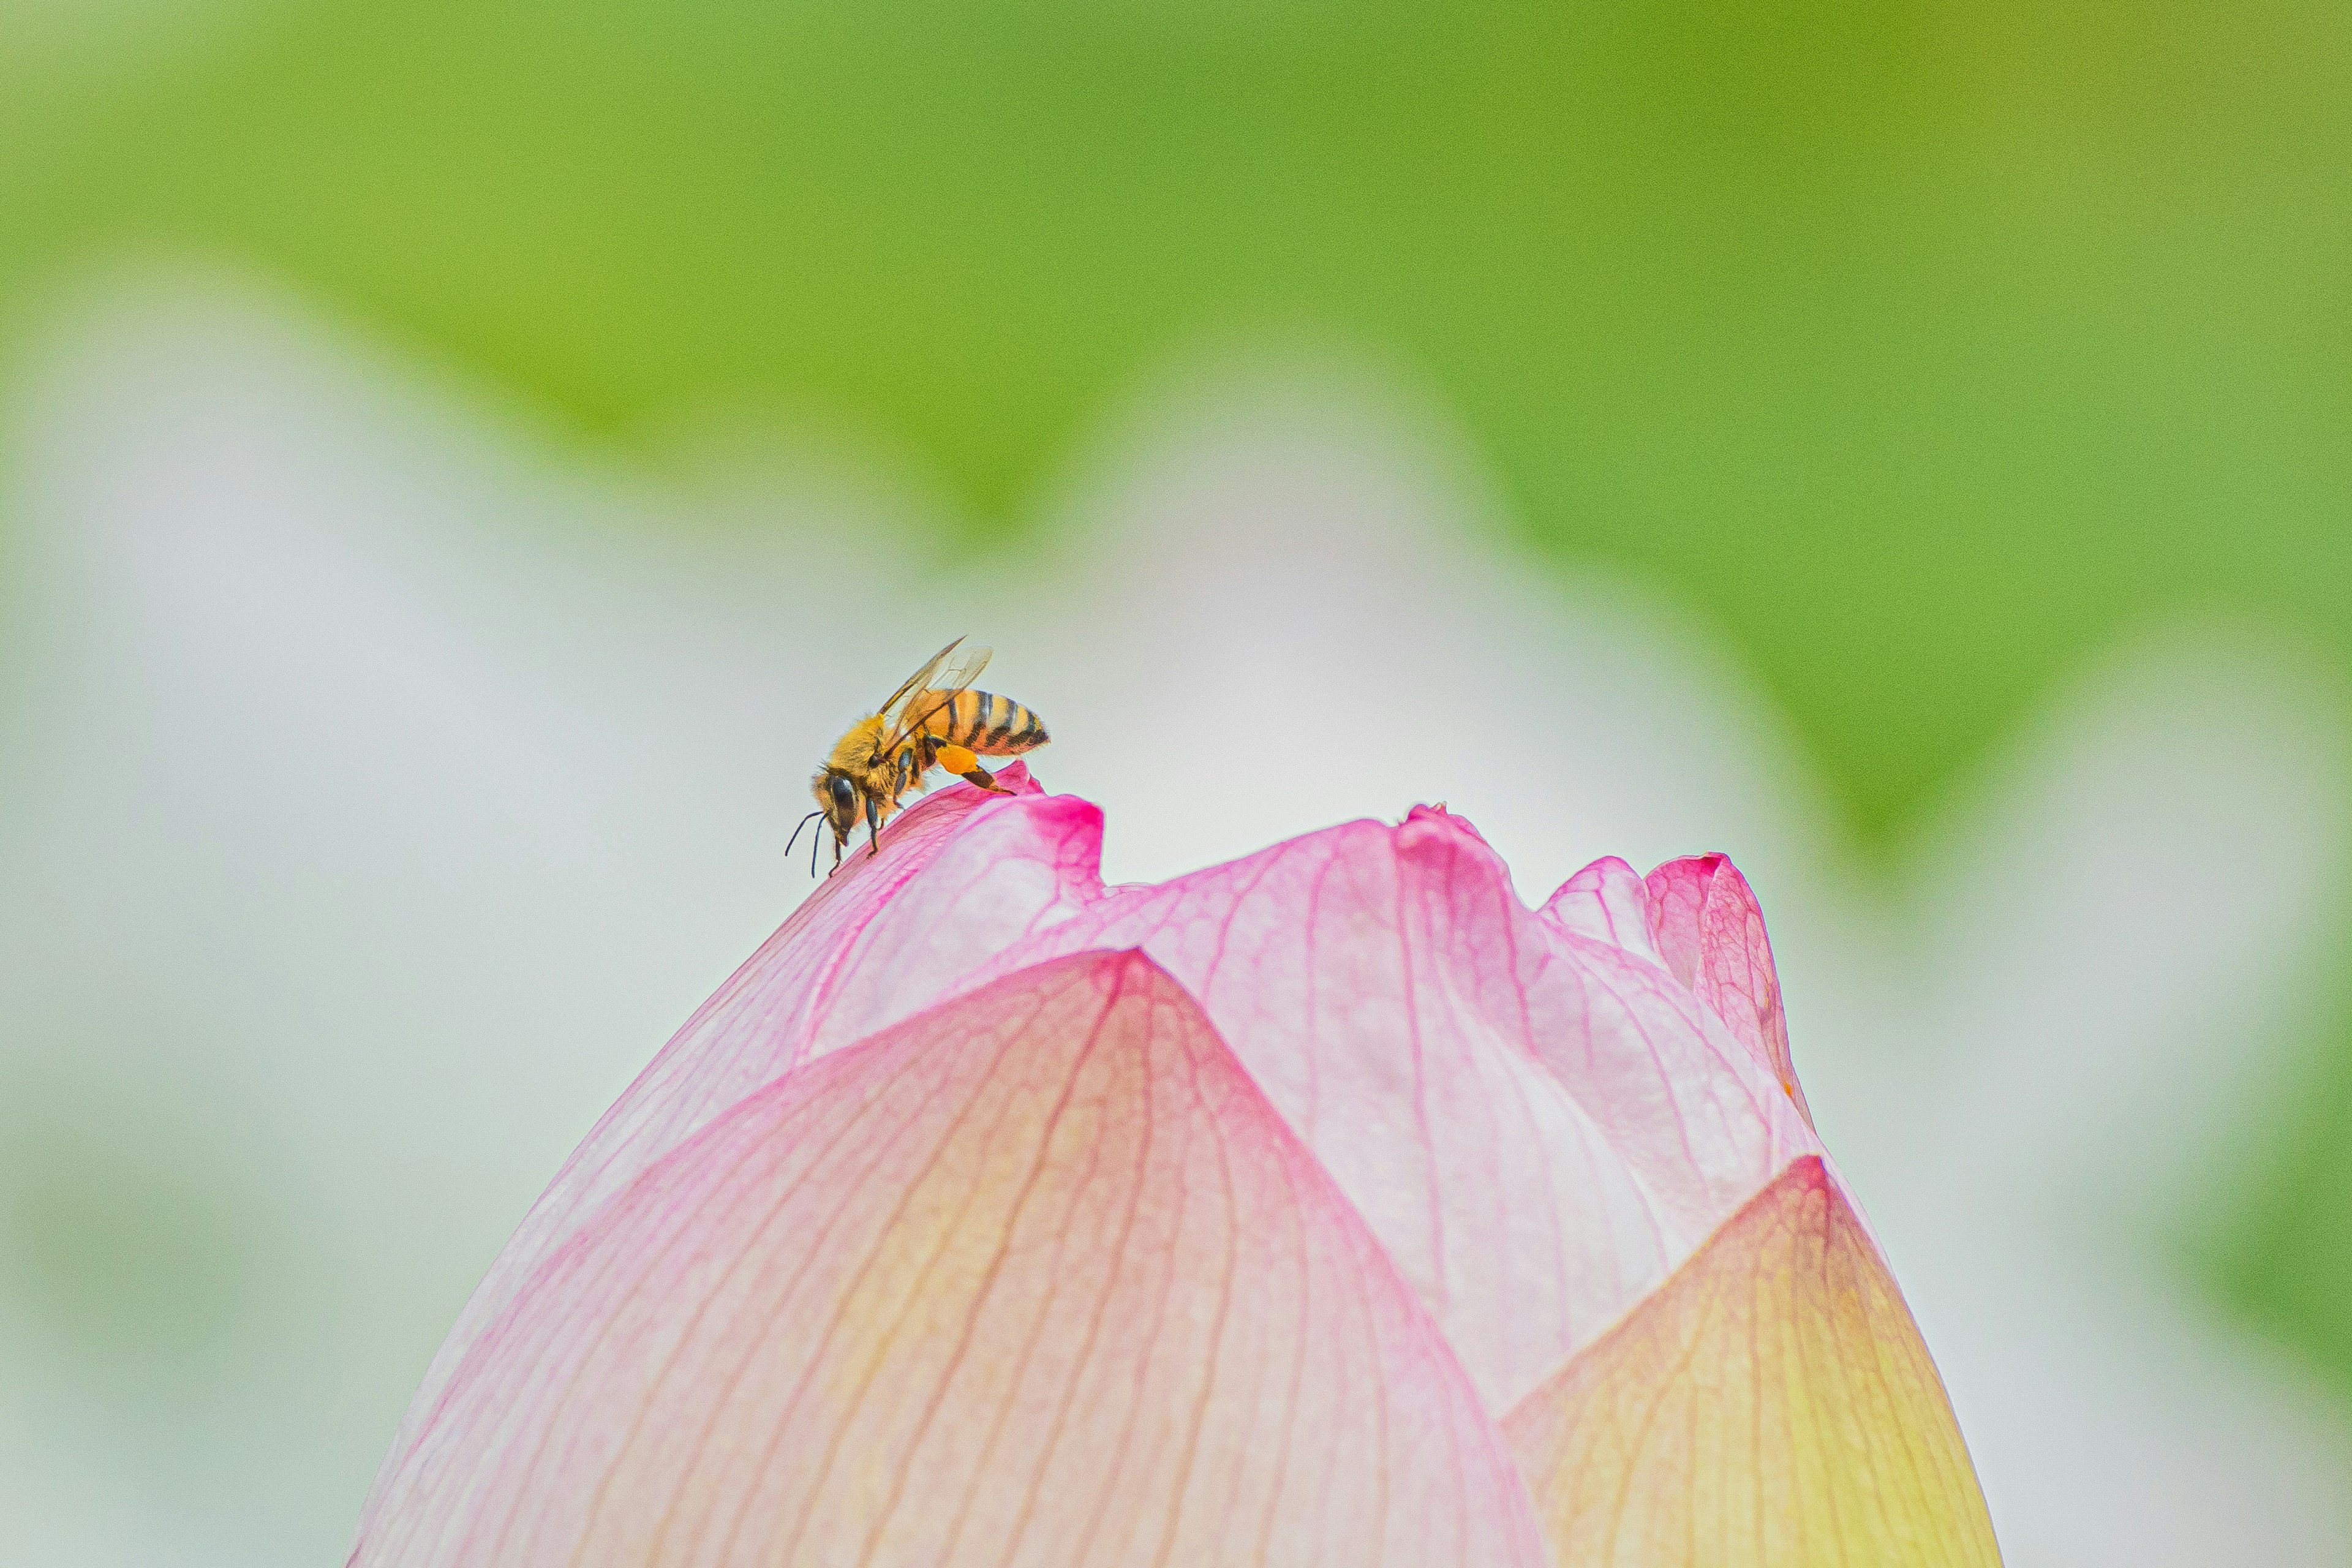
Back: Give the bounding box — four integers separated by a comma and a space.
933, 743, 1010, 793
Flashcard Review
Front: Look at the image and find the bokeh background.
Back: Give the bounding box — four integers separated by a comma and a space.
3, 2, 2350, 1564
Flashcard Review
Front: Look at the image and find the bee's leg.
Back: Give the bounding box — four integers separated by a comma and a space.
934, 742, 1012, 794
867, 793, 886, 856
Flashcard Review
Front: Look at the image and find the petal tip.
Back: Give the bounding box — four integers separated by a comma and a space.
1398, 802, 1504, 865
992, 758, 1043, 795
1782, 1149, 1830, 1194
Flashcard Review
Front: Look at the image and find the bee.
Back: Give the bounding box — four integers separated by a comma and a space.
788, 638, 1049, 873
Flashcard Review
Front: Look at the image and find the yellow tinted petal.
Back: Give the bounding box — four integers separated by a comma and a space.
356, 950, 1547, 1567
1501, 1155, 2000, 1567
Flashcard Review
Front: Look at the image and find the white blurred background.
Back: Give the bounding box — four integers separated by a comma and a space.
2, 273, 2347, 1564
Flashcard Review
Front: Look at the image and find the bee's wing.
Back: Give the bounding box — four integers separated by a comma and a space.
875, 637, 967, 719
928, 644, 992, 692
883, 644, 993, 752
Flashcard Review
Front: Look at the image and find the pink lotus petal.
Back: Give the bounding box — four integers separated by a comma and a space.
1643, 852, 1814, 1124
366, 764, 1105, 1521
352, 950, 1549, 1568
1526, 921, 1819, 1228
1538, 854, 1660, 963
1502, 1154, 1999, 1565
972, 806, 1819, 1414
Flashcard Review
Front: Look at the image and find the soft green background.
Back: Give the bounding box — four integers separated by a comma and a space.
4, 0, 2348, 1395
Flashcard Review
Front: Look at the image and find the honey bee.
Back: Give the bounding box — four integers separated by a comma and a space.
788, 638, 1050, 872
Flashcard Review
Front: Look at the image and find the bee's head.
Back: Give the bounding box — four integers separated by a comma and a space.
811, 769, 861, 844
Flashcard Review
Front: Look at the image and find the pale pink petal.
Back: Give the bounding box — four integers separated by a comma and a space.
352, 950, 1549, 1568
1527, 924, 1817, 1229
1502, 1154, 1999, 1566
1642, 853, 1812, 1123
1538, 854, 1660, 964
366, 764, 1104, 1523
973, 805, 1819, 1414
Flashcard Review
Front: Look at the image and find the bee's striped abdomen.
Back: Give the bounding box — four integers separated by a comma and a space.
930, 689, 1049, 755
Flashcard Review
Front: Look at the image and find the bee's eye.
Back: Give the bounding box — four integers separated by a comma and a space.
829, 775, 857, 814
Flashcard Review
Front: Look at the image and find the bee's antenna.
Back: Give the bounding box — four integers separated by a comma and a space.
786, 809, 823, 871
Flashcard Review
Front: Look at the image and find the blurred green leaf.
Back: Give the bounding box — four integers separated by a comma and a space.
0, 1090, 262, 1378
